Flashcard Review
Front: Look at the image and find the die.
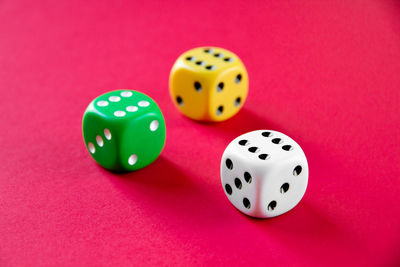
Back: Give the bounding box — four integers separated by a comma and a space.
82, 90, 166, 171
169, 47, 248, 122
220, 130, 309, 218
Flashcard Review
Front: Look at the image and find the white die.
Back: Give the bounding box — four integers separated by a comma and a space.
220, 130, 309, 218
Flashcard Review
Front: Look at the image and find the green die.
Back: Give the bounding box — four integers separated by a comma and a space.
82, 90, 166, 171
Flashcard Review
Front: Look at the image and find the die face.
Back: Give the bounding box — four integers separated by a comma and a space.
220, 130, 309, 218
260, 158, 308, 218
210, 65, 248, 121
82, 112, 118, 170
88, 90, 155, 122
169, 47, 248, 121
221, 152, 263, 217
82, 90, 166, 171
119, 111, 166, 171
169, 66, 214, 120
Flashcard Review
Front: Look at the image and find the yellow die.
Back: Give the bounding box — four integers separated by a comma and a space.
169, 47, 249, 122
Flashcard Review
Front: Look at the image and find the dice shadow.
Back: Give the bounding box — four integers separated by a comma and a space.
106, 156, 230, 225
247, 199, 356, 249
196, 107, 285, 140
109, 156, 193, 190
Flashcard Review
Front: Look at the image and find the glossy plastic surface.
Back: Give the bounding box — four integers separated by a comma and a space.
221, 130, 308, 218
82, 90, 166, 171
169, 47, 248, 121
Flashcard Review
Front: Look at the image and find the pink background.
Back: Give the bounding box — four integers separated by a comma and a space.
1, 0, 400, 266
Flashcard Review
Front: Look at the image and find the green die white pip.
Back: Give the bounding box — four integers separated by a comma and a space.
220, 130, 309, 218
82, 90, 166, 172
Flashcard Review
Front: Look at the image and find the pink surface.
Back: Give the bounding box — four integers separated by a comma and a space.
1, 0, 400, 266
